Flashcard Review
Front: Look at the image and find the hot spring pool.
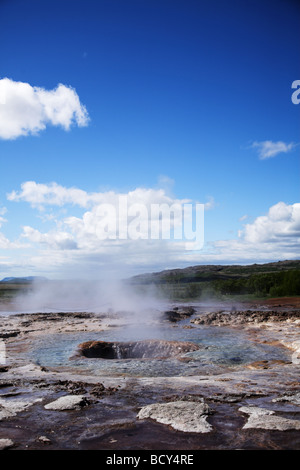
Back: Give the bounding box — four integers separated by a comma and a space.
28, 321, 290, 377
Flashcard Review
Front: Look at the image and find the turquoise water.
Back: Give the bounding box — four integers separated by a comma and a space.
29, 321, 290, 377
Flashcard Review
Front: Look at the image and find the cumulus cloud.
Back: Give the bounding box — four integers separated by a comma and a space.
209, 201, 300, 261
8, 181, 92, 208
3, 180, 300, 278
22, 226, 78, 251
6, 181, 206, 277
15, 199, 300, 276
7, 181, 192, 210
0, 78, 89, 139
251, 140, 297, 160
16, 183, 199, 251
242, 202, 300, 243
0, 231, 25, 250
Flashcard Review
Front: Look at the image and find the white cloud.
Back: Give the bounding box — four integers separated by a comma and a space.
208, 201, 300, 261
7, 181, 192, 211
3, 180, 300, 278
243, 202, 300, 243
17, 183, 196, 253
22, 226, 78, 250
251, 140, 297, 159
8, 181, 92, 208
0, 78, 89, 139
0, 231, 25, 250
5, 181, 206, 276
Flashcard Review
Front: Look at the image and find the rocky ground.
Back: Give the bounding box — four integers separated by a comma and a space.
0, 299, 299, 450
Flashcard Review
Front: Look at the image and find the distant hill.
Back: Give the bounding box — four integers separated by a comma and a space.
0, 276, 48, 283
129, 260, 300, 300
130, 260, 300, 284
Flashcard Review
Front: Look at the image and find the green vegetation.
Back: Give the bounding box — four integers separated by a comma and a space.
212, 270, 300, 297
130, 261, 300, 301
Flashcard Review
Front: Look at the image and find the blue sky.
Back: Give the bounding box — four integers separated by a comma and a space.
0, 0, 299, 279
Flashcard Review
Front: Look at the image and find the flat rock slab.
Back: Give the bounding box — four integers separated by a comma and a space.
239, 406, 300, 431
137, 400, 212, 433
0, 439, 14, 450
272, 392, 300, 405
0, 397, 41, 421
44, 395, 88, 411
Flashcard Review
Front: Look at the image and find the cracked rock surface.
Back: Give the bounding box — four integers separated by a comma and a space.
0, 438, 14, 450
138, 400, 213, 433
239, 405, 300, 431
44, 395, 89, 411
0, 397, 42, 421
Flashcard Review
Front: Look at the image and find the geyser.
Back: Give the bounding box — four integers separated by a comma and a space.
77, 339, 200, 360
